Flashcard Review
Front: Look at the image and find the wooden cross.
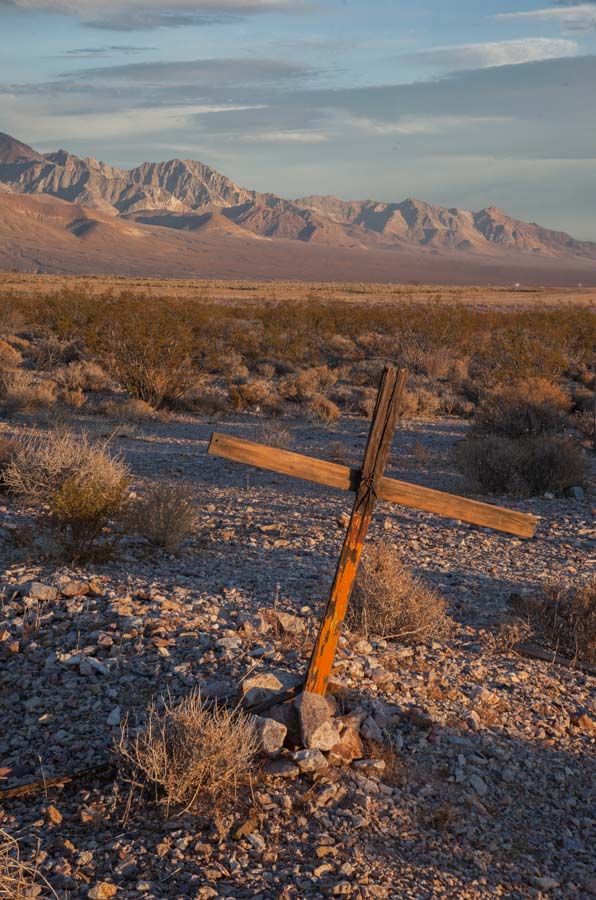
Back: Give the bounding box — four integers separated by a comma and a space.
208, 365, 538, 697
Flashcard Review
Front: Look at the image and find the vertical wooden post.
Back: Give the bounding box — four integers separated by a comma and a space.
304, 365, 408, 695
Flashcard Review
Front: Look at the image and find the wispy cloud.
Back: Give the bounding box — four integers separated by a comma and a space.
343, 114, 515, 137
64, 45, 155, 57
0, 0, 304, 29
63, 56, 316, 84
235, 129, 327, 143
496, 4, 596, 32
400, 37, 578, 70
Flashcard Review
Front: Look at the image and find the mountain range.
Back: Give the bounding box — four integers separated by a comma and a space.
1, 131, 595, 284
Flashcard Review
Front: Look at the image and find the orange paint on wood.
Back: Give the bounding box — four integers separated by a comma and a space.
304, 366, 408, 695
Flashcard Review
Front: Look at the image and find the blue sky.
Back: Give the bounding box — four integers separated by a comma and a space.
1, 0, 595, 237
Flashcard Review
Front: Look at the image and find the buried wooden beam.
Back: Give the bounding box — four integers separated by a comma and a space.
208, 434, 538, 539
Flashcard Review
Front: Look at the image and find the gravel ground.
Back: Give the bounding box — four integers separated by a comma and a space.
0, 412, 594, 899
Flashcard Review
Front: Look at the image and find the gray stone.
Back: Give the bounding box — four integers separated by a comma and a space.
107, 706, 121, 726
292, 748, 327, 773
253, 715, 287, 757
360, 715, 384, 744
20, 582, 58, 602
273, 611, 305, 635
263, 758, 299, 778
469, 773, 487, 796
568, 485, 585, 500
295, 691, 341, 751
240, 673, 286, 707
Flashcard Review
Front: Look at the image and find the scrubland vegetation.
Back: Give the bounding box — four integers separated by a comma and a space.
0, 288, 592, 444
0, 290, 591, 566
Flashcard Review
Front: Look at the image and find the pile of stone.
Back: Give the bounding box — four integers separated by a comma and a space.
242, 672, 386, 779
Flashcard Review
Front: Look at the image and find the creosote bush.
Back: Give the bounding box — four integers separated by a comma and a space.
472, 379, 571, 439
126, 482, 196, 553
509, 581, 595, 665
117, 691, 257, 819
4, 429, 129, 560
348, 542, 452, 643
454, 434, 588, 495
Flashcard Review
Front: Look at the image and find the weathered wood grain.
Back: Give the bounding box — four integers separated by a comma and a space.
304, 366, 408, 694
208, 433, 538, 538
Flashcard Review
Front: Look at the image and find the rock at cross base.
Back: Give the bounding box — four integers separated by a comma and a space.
252, 715, 287, 757
261, 702, 301, 749
240, 673, 287, 707
294, 691, 341, 751
292, 748, 328, 773
239, 671, 300, 707
327, 727, 364, 766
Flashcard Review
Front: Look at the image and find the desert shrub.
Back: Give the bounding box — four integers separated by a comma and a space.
348, 542, 452, 643
253, 420, 292, 449
30, 335, 81, 370
473, 379, 571, 438
55, 360, 110, 393
229, 377, 278, 411
178, 389, 228, 416
279, 365, 337, 402
94, 301, 195, 408
96, 397, 156, 421
0, 435, 18, 489
575, 411, 594, 439
323, 440, 350, 462
5, 430, 129, 560
0, 830, 56, 899
509, 581, 595, 664
0, 370, 56, 416
402, 387, 441, 418
454, 434, 587, 495
519, 435, 588, 494
0, 339, 22, 369
126, 483, 196, 552
117, 691, 257, 818
49, 467, 129, 560
307, 393, 341, 425
453, 436, 523, 494
58, 386, 86, 409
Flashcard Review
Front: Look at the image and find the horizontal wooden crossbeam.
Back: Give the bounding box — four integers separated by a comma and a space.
208, 432, 538, 539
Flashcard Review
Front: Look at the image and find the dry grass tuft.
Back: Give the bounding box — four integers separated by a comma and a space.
0, 830, 56, 899
307, 393, 341, 425
55, 360, 110, 393
0, 370, 56, 417
509, 581, 596, 664
117, 691, 257, 819
348, 542, 453, 643
253, 420, 292, 449
4, 429, 129, 560
126, 482, 196, 553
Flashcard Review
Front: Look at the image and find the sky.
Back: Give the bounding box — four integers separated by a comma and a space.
0, 0, 595, 238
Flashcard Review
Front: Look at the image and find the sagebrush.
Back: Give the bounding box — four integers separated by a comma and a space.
117, 691, 257, 818
348, 542, 453, 643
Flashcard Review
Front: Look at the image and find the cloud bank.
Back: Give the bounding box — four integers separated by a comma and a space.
400, 38, 578, 71
0, 0, 301, 28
